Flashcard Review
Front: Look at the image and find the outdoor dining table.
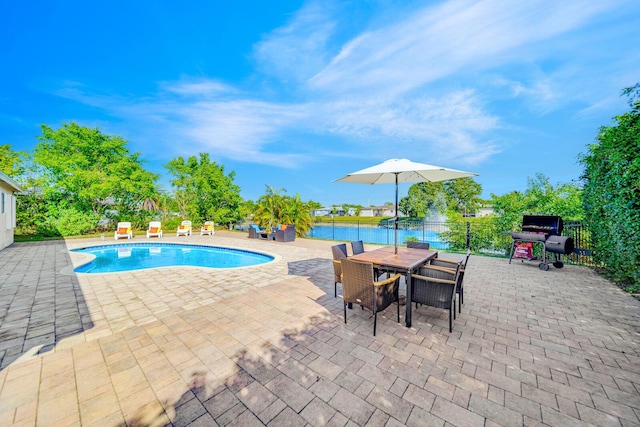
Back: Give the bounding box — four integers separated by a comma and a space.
349, 246, 438, 328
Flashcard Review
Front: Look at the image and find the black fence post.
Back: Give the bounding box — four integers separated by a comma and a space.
466, 221, 471, 250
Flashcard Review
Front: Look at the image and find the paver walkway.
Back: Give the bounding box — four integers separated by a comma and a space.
0, 231, 639, 426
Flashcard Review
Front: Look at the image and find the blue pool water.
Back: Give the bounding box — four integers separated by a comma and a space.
306, 225, 450, 249
72, 243, 274, 273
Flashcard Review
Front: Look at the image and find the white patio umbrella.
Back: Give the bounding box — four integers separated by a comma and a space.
335, 158, 479, 253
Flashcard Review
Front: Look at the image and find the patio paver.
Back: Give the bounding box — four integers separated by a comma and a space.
0, 231, 639, 426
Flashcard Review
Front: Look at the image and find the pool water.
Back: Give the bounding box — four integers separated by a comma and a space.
72, 243, 274, 273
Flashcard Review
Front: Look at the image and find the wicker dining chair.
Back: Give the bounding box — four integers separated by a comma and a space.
411, 261, 461, 332
331, 244, 348, 297
429, 250, 470, 314
340, 259, 401, 336
351, 240, 365, 255
407, 241, 430, 250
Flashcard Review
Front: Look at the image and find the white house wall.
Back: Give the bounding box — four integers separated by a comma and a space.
0, 186, 16, 251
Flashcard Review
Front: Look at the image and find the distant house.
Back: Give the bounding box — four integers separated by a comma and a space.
0, 171, 22, 251
312, 205, 396, 217
359, 205, 396, 217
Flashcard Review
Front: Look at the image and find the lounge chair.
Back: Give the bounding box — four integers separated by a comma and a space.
146, 221, 162, 238
114, 222, 133, 240
200, 221, 215, 236
176, 220, 192, 237
340, 259, 401, 336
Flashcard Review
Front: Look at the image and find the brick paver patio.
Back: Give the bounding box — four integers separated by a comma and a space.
0, 231, 639, 426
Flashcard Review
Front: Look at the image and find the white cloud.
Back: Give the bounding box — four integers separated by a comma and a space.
253, 1, 337, 83
52, 0, 631, 172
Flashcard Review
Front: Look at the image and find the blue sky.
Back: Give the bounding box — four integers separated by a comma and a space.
2, 0, 639, 207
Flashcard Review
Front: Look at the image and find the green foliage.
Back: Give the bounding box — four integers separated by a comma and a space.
580, 84, 640, 287
443, 178, 483, 216
254, 185, 315, 236
399, 182, 444, 217
491, 174, 583, 230
31, 122, 158, 224
400, 178, 482, 218
165, 153, 242, 227
43, 207, 99, 237
0, 144, 25, 177
16, 191, 98, 237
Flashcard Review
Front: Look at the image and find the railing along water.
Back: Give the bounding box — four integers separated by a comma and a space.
307, 218, 595, 267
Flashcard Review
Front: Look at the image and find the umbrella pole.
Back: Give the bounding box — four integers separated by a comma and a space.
394, 173, 399, 254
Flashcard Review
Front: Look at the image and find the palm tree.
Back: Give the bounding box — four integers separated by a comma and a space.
283, 193, 314, 236
255, 185, 286, 231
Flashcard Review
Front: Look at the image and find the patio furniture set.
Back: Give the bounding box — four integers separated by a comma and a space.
247, 224, 296, 242
332, 240, 469, 335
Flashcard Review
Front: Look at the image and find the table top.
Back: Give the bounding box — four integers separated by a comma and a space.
349, 246, 437, 271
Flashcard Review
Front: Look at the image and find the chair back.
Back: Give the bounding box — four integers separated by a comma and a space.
331, 244, 348, 260
340, 259, 375, 311
351, 240, 365, 255
414, 262, 461, 307
148, 221, 161, 230
117, 222, 131, 230
407, 241, 430, 250
203, 221, 214, 229
180, 220, 192, 228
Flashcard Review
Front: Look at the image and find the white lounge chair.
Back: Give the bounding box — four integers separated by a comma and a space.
114, 222, 133, 240
200, 221, 215, 236
176, 220, 192, 237
147, 221, 163, 238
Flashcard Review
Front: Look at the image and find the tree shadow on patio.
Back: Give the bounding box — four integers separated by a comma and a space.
119, 313, 351, 426
0, 242, 93, 370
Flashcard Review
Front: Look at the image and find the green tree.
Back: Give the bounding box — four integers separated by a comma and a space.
254, 185, 287, 231
400, 182, 445, 217
283, 193, 314, 236
254, 186, 315, 236
0, 144, 25, 177
165, 153, 242, 227
580, 84, 640, 288
27, 122, 157, 234
488, 174, 584, 256
443, 177, 482, 216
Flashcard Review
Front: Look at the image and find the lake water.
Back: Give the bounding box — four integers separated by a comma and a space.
306, 225, 449, 249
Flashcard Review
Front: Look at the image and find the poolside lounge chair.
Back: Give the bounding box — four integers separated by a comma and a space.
146, 221, 162, 238
176, 220, 192, 237
200, 221, 215, 236
114, 222, 133, 240
340, 259, 401, 336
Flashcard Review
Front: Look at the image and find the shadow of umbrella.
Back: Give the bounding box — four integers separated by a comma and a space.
335, 158, 478, 254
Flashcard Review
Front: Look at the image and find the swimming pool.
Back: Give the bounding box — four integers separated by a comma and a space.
72, 243, 275, 273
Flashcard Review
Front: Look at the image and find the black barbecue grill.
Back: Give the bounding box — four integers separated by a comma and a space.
506, 215, 575, 271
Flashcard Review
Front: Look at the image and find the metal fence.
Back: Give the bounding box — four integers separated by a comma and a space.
307, 218, 596, 267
